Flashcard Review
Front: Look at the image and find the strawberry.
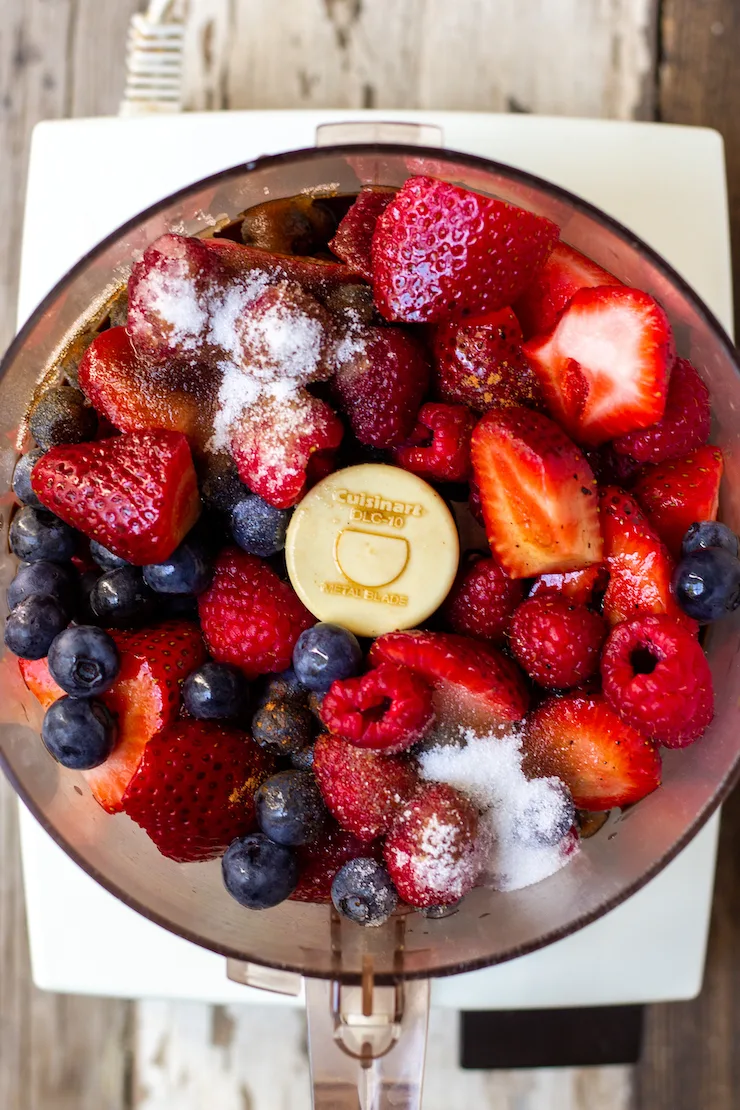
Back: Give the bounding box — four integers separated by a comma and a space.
198, 548, 313, 679
600, 486, 697, 632
523, 692, 662, 810
611, 357, 711, 466
442, 554, 524, 644
508, 595, 607, 689
290, 823, 383, 903
528, 564, 609, 607
513, 242, 621, 338
384, 782, 479, 907
84, 621, 207, 812
19, 656, 64, 711
329, 188, 396, 280
369, 630, 529, 735
470, 406, 602, 577
78, 327, 210, 447
121, 719, 274, 862
393, 402, 475, 482
523, 287, 674, 446
371, 176, 559, 324
431, 309, 543, 411
632, 446, 723, 559
320, 663, 434, 753
600, 614, 713, 748
31, 430, 201, 565
230, 390, 344, 509
332, 325, 430, 447
313, 731, 418, 841
202, 238, 365, 301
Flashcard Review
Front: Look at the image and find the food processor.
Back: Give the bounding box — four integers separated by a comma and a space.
3, 115, 740, 1107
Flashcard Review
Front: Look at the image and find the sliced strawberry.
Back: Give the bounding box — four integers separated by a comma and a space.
19, 657, 64, 711
78, 327, 210, 448
523, 287, 674, 446
470, 406, 602, 577
329, 188, 396, 280
369, 630, 529, 734
290, 823, 383, 903
599, 486, 697, 632
84, 622, 207, 813
632, 446, 723, 558
431, 309, 543, 411
31, 430, 201, 565
612, 357, 711, 466
372, 176, 559, 324
528, 564, 609, 607
523, 692, 662, 811
513, 242, 621, 339
121, 719, 274, 862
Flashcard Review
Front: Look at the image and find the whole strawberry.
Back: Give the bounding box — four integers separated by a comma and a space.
332, 325, 430, 447
31, 430, 201, 565
320, 663, 434, 753
198, 548, 313, 679
612, 358, 711, 466
393, 403, 475, 483
632, 445, 723, 559
432, 310, 542, 411
600, 614, 714, 748
122, 719, 274, 862
442, 554, 524, 644
290, 822, 383, 903
329, 189, 396, 280
313, 731, 418, 841
384, 782, 479, 907
372, 176, 558, 323
509, 595, 607, 689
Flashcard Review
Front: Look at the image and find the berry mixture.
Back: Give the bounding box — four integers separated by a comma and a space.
4, 175, 731, 927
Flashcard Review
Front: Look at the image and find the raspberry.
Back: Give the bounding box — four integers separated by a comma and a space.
442, 554, 524, 644
384, 782, 479, 907
198, 548, 313, 679
468, 476, 485, 526
393, 403, 475, 482
509, 595, 607, 690
432, 311, 542, 411
612, 358, 711, 466
600, 613, 714, 748
332, 325, 430, 447
313, 731, 418, 841
320, 663, 434, 753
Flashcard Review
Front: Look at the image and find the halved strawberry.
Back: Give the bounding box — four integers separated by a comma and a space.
523, 287, 674, 446
470, 406, 602, 577
19, 657, 64, 711
632, 446, 723, 558
31, 430, 201, 565
329, 188, 396, 280
513, 242, 622, 339
369, 630, 529, 734
372, 176, 559, 323
121, 719, 274, 862
290, 823, 383, 903
599, 486, 696, 632
84, 622, 206, 812
611, 357, 711, 466
528, 564, 609, 607
523, 692, 662, 811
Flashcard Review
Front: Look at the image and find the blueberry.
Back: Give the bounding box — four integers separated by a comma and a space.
89, 567, 157, 627
9, 506, 77, 563
308, 690, 325, 721
76, 570, 101, 623
512, 779, 575, 848
682, 520, 739, 559
331, 859, 398, 927
292, 623, 363, 692
222, 832, 299, 909
255, 769, 326, 846
143, 539, 212, 595
291, 743, 315, 771
182, 662, 249, 720
261, 667, 306, 702
47, 625, 120, 697
41, 696, 117, 769
418, 901, 462, 920
29, 385, 97, 449
673, 548, 740, 622
12, 448, 46, 507
199, 454, 248, 516
7, 560, 76, 611
89, 540, 129, 571
4, 594, 68, 659
252, 697, 314, 755
230, 495, 291, 557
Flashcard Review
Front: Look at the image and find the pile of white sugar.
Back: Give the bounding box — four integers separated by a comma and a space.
418, 727, 578, 893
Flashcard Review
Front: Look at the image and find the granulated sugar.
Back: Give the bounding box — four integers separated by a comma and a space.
418, 727, 578, 893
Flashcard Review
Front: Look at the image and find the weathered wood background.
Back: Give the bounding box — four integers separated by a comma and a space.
2, 1, 740, 1107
